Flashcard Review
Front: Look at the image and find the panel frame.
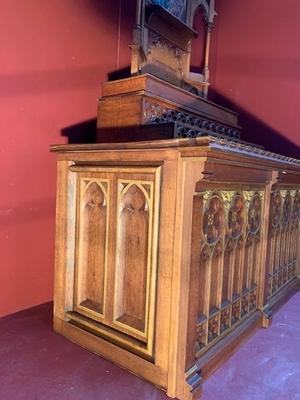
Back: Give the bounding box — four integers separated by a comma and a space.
74, 176, 111, 322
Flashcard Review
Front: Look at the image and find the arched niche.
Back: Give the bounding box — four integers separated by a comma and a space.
190, 5, 206, 75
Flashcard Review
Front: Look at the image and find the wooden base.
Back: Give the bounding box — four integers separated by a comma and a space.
268, 278, 300, 315
54, 316, 168, 391
194, 311, 261, 382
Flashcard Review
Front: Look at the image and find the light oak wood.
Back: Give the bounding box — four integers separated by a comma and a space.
52, 137, 300, 400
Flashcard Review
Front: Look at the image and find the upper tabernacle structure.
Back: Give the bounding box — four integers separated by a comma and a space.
131, 0, 216, 98
97, 1, 242, 144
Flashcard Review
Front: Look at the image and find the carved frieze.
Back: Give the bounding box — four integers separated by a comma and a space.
143, 100, 241, 140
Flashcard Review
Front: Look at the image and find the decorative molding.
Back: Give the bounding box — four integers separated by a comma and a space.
211, 137, 300, 166
143, 100, 241, 140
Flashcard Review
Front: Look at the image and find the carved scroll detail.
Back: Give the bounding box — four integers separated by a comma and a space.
143, 100, 241, 140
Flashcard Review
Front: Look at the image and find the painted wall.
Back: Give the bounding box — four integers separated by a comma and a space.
0, 0, 134, 317
2, 0, 299, 318
210, 0, 300, 158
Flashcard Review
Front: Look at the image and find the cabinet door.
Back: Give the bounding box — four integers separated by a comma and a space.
72, 166, 161, 358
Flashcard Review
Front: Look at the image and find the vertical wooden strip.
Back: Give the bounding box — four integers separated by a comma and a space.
54, 160, 77, 322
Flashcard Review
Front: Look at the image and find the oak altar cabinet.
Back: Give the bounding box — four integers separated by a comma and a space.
51, 137, 300, 400
51, 1, 300, 399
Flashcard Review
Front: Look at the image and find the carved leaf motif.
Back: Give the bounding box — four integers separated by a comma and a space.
221, 191, 235, 212
208, 314, 219, 343
220, 307, 230, 333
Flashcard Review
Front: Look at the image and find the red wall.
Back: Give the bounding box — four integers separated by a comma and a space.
210, 0, 300, 158
0, 0, 133, 317
2, 1, 299, 318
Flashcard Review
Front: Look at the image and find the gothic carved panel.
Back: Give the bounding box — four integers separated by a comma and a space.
75, 179, 109, 319
114, 181, 157, 343
267, 189, 299, 299
193, 189, 264, 359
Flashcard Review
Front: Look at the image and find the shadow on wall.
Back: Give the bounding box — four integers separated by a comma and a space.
61, 119, 97, 144
61, 73, 300, 160
209, 89, 300, 159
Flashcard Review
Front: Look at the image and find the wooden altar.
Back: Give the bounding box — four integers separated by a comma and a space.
52, 0, 300, 398
51, 137, 300, 400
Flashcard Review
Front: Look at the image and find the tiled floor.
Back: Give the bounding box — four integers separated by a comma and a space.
0, 293, 299, 400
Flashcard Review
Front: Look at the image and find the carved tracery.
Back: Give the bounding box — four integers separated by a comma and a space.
194, 189, 263, 359
267, 189, 299, 298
